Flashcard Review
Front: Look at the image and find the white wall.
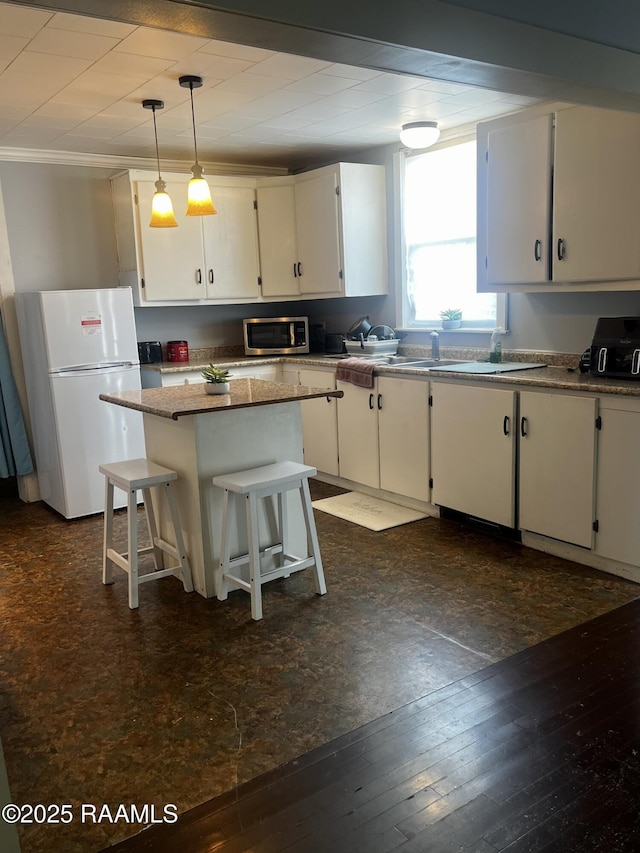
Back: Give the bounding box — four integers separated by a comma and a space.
0, 162, 119, 292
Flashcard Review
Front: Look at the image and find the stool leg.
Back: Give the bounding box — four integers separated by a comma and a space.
278, 489, 290, 578
102, 478, 115, 585
164, 482, 194, 593
127, 487, 140, 609
216, 490, 232, 601
142, 487, 163, 571
301, 477, 327, 595
246, 491, 263, 621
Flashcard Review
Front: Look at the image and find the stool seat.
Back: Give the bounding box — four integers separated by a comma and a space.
99, 458, 178, 491
100, 458, 194, 609
213, 460, 326, 620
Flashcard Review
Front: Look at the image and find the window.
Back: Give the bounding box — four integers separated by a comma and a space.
400, 139, 504, 331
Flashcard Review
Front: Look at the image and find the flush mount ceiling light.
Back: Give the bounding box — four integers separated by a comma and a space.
400, 121, 440, 149
142, 99, 178, 228
179, 75, 217, 217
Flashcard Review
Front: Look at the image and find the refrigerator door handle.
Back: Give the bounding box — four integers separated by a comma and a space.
52, 362, 137, 375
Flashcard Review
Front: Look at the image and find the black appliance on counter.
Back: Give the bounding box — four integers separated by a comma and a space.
590, 317, 640, 379
309, 322, 346, 355
137, 341, 163, 364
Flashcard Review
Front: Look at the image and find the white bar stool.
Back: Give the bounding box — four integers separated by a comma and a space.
99, 458, 194, 609
212, 461, 327, 620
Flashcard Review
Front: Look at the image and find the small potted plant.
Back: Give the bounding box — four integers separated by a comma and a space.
201, 364, 231, 395
440, 308, 462, 330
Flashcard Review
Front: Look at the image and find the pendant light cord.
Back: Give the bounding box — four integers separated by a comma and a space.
151, 105, 161, 180
188, 84, 200, 167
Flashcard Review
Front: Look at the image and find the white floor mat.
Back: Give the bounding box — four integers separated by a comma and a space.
312, 491, 428, 531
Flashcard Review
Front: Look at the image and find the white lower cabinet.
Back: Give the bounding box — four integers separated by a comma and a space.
337, 376, 430, 500
337, 379, 380, 488
299, 368, 339, 476
430, 382, 517, 527
519, 390, 597, 548
593, 398, 640, 566
378, 376, 430, 502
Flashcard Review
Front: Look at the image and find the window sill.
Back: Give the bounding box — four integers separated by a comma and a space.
398, 327, 510, 335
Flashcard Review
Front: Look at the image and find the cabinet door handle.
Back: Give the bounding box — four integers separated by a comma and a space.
503, 415, 510, 436
293, 263, 298, 278
534, 239, 542, 262
208, 269, 214, 284
297, 262, 302, 277
377, 393, 382, 410
196, 268, 202, 284
557, 238, 566, 261
520, 416, 528, 437
369, 393, 374, 410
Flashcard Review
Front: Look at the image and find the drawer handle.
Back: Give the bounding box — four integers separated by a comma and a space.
520, 416, 528, 437
534, 239, 542, 262
503, 415, 510, 436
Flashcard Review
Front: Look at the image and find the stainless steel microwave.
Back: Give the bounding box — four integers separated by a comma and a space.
243, 316, 309, 355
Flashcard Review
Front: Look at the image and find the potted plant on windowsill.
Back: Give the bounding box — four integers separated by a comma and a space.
201, 364, 231, 394
440, 308, 462, 330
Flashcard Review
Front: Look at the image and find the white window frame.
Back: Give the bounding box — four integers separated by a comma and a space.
393, 140, 508, 334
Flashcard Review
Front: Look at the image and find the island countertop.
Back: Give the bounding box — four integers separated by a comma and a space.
100, 378, 342, 420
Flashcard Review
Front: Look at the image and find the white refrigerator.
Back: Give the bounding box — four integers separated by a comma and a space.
15, 288, 146, 518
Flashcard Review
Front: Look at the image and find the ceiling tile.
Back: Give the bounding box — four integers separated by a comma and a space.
170, 52, 255, 80
8, 50, 92, 78
0, 34, 29, 61
89, 51, 173, 78
46, 12, 135, 38
212, 72, 297, 97
25, 28, 119, 60
198, 39, 274, 63
321, 63, 383, 81
51, 71, 149, 108
250, 53, 332, 79
113, 27, 210, 61
0, 4, 52, 37
354, 74, 427, 95
284, 73, 360, 96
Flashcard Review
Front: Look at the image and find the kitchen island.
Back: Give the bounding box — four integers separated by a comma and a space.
100, 378, 342, 598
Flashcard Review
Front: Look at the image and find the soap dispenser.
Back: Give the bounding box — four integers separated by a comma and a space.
489, 328, 502, 363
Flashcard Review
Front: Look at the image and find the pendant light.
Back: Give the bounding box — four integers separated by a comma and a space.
142, 99, 178, 228
179, 75, 217, 216
400, 121, 440, 149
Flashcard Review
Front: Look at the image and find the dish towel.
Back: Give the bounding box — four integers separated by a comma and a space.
335, 357, 376, 388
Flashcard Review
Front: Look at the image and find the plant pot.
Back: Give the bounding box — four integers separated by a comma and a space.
205, 382, 230, 395
441, 319, 461, 330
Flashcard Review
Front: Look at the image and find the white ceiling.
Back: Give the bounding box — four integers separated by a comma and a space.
0, 2, 543, 171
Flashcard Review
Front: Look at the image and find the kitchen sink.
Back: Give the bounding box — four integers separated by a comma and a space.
359, 355, 466, 367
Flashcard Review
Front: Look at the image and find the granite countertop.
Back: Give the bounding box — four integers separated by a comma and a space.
138, 348, 640, 397
100, 378, 342, 420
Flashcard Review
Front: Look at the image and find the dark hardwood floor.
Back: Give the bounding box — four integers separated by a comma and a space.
105, 597, 640, 853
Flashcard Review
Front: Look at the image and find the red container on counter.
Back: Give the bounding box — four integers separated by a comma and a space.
167, 340, 189, 362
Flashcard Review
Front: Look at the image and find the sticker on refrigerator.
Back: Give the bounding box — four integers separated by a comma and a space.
81, 314, 102, 336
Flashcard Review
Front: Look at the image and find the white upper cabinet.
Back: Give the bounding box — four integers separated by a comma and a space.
478, 105, 640, 292
484, 114, 552, 286
294, 163, 388, 299
202, 184, 260, 300
112, 162, 388, 305
255, 181, 300, 299
112, 170, 261, 305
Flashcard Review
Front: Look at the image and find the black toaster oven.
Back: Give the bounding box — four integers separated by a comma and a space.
590, 317, 640, 379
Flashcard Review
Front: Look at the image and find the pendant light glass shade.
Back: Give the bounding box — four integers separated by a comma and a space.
142, 99, 178, 228
150, 179, 179, 228
179, 75, 216, 217
400, 121, 440, 149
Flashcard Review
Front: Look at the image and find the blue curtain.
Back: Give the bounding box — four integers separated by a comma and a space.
0, 309, 33, 478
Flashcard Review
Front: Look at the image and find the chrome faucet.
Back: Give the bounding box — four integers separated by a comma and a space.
430, 330, 440, 360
